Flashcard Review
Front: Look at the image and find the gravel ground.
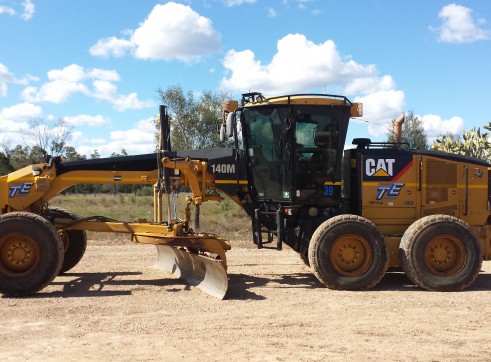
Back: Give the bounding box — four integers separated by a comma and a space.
1, 240, 490, 361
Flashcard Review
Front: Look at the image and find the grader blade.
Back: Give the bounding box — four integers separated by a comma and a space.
154, 245, 228, 299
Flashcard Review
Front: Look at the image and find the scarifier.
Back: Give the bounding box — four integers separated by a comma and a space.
1, 92, 491, 299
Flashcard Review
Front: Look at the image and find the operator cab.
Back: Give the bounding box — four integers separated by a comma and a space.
234, 93, 358, 207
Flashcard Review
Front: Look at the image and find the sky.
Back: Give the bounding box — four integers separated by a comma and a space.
1, 0, 490, 157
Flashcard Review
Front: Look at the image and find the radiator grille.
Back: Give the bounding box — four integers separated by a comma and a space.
425, 158, 457, 204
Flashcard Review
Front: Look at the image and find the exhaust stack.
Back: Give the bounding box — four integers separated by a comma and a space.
393, 113, 405, 148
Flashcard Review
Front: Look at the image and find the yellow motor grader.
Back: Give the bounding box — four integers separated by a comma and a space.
1, 93, 491, 299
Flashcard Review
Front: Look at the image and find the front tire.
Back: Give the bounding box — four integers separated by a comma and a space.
48, 207, 87, 274
0, 212, 64, 296
308, 214, 389, 290
399, 215, 482, 291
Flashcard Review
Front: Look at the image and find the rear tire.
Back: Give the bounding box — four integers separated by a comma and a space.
308, 214, 389, 290
399, 215, 482, 291
0, 212, 64, 296
48, 207, 87, 274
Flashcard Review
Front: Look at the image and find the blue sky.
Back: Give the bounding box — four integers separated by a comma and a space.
1, 0, 490, 157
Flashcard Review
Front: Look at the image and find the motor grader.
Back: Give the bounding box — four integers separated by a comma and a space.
1, 93, 491, 299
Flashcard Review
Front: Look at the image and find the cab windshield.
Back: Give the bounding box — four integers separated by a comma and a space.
241, 106, 292, 201
240, 104, 349, 203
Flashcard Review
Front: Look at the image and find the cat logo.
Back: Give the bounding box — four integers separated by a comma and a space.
366, 158, 395, 177
363, 154, 413, 182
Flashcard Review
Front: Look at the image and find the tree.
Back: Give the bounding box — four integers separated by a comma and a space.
0, 151, 13, 176
9, 145, 30, 170
431, 126, 491, 162
64, 146, 86, 162
110, 149, 128, 157
26, 118, 72, 158
386, 111, 428, 150
156, 85, 231, 150
90, 150, 101, 159
29, 146, 47, 164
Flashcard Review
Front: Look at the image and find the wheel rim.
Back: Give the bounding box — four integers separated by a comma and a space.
423, 234, 467, 277
0, 232, 41, 277
329, 234, 373, 277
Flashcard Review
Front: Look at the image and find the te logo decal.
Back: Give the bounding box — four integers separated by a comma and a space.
9, 182, 33, 198
376, 183, 404, 200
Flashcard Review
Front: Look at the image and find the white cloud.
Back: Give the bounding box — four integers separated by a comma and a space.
421, 114, 464, 142
64, 114, 111, 127
0, 62, 38, 96
47, 64, 87, 82
76, 118, 156, 157
91, 80, 154, 111
70, 131, 84, 143
221, 34, 377, 94
267, 7, 277, 18
0, 6, 15, 16
220, 33, 405, 137
223, 0, 257, 7
89, 2, 221, 62
1, 102, 43, 121
21, 64, 153, 110
354, 90, 406, 136
89, 37, 135, 58
344, 75, 395, 95
87, 68, 120, 82
23, 81, 89, 104
0, 0, 34, 20
434, 4, 489, 43
0, 63, 12, 96
21, 0, 34, 20
0, 102, 42, 146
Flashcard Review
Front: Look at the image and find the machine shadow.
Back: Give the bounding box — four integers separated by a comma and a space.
7, 269, 489, 300
226, 271, 322, 300
19, 271, 186, 299
360, 270, 491, 292
226, 269, 491, 299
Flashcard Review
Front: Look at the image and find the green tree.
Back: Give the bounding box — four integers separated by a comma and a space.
64, 146, 86, 161
156, 85, 231, 150
29, 146, 47, 164
9, 145, 30, 170
386, 111, 428, 150
0, 151, 13, 176
0, 143, 40, 170
90, 150, 101, 159
110, 149, 128, 157
431, 126, 491, 161
27, 118, 72, 157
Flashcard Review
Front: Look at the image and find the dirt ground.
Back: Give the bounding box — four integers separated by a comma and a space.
1, 239, 490, 362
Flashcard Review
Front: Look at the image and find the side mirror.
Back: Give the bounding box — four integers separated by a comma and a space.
226, 112, 235, 137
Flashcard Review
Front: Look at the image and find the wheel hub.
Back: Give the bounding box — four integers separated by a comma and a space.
429, 243, 452, 264
8, 243, 31, 265
0, 233, 40, 274
423, 235, 466, 276
330, 234, 372, 277
338, 244, 359, 264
